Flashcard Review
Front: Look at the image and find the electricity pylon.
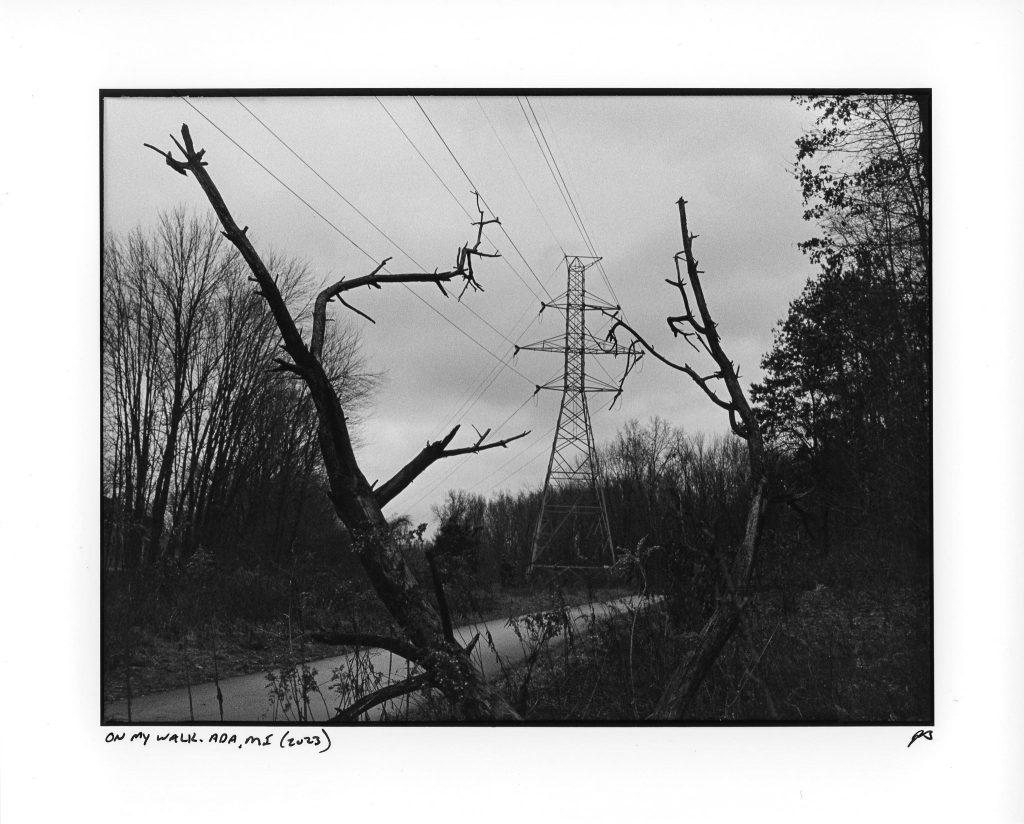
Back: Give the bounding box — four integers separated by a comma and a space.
517, 255, 638, 572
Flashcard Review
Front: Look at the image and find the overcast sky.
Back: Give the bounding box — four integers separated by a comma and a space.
104, 94, 817, 526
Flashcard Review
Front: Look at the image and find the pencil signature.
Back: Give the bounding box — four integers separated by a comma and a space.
907, 729, 933, 747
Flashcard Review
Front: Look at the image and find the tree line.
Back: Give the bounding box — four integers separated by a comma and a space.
752, 94, 931, 561
429, 420, 748, 591
101, 211, 377, 571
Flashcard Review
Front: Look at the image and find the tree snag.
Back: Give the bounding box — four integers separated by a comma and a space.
145, 125, 525, 720
605, 197, 769, 720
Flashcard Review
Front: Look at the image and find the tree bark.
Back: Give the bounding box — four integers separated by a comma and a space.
650, 476, 767, 718
605, 197, 770, 720
146, 126, 519, 720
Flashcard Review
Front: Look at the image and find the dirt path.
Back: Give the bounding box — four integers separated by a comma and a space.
103, 595, 656, 723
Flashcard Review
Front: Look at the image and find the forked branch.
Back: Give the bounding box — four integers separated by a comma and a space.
455, 191, 503, 299
148, 125, 501, 365
604, 315, 735, 416
602, 198, 762, 446
374, 424, 530, 508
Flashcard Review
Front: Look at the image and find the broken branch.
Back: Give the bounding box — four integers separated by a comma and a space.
306, 631, 424, 664
374, 425, 530, 507
604, 313, 733, 411
329, 672, 431, 722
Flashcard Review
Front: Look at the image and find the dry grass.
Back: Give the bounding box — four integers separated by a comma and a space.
102, 571, 628, 704
487, 580, 932, 722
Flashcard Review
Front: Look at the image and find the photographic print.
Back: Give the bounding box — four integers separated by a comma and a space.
100, 92, 932, 725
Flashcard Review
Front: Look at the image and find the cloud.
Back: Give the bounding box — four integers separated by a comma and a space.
105, 93, 818, 526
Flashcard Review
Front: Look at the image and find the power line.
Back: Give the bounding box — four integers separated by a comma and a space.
518, 97, 631, 340
180, 97, 374, 260
371, 96, 586, 423
377, 95, 556, 322
516, 96, 592, 258
375, 96, 476, 223
488, 442, 550, 492
179, 97, 536, 386
428, 255, 564, 441
382, 95, 591, 439
179, 98, 574, 526
469, 424, 557, 495
234, 97, 420, 269
475, 97, 566, 257
378, 96, 514, 266
376, 94, 590, 455
513, 106, 623, 388
178, 99, 619, 520
527, 97, 624, 309
430, 311, 538, 440
412, 96, 554, 302
412, 97, 481, 204
232, 97, 525, 351
232, 98, 532, 352
382, 95, 603, 399
189, 97, 576, 497
523, 97, 621, 307
524, 96, 598, 256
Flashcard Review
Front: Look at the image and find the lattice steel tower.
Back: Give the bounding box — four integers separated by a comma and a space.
517, 255, 637, 572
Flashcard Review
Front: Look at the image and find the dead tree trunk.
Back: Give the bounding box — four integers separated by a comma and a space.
145, 125, 525, 720
605, 197, 769, 720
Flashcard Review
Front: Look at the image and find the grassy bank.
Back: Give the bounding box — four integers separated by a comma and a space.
101, 561, 627, 705
474, 580, 931, 722
102, 534, 932, 724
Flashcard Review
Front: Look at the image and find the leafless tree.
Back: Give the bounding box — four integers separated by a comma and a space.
103, 228, 165, 568
604, 197, 769, 719
144, 125, 527, 719
103, 213, 360, 568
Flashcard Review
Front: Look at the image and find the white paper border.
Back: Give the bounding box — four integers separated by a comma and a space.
2, 0, 1023, 820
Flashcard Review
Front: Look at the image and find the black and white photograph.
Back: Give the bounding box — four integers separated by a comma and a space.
100, 92, 933, 725
3, 2, 1024, 822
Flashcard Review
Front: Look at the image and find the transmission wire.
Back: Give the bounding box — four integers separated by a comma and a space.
412, 96, 554, 302
178, 97, 535, 386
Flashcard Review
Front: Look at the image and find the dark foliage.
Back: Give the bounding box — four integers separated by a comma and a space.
752, 93, 931, 562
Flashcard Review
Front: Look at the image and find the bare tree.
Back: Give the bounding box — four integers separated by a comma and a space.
604, 197, 769, 719
145, 125, 527, 719
103, 214, 346, 567
144, 211, 229, 560
103, 229, 164, 568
